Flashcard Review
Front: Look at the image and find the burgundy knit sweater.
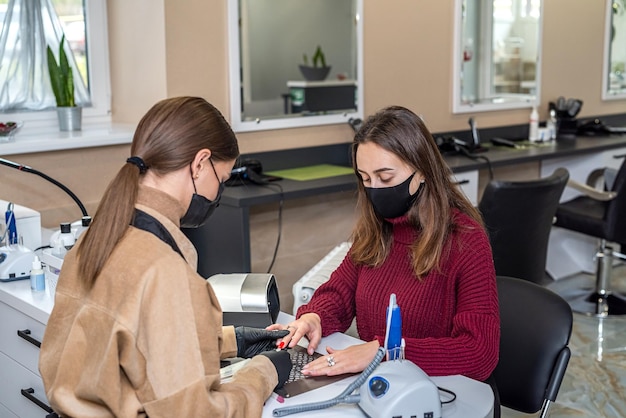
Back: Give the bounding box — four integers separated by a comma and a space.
297, 210, 500, 381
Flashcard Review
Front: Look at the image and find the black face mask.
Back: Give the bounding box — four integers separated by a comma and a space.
364, 173, 423, 219
180, 160, 224, 228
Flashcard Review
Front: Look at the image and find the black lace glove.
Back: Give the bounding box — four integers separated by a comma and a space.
235, 326, 289, 358
258, 350, 292, 389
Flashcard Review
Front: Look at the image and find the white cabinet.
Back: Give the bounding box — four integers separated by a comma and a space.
0, 402, 18, 418
0, 352, 50, 417
0, 281, 54, 417
542, 147, 626, 280
453, 170, 479, 206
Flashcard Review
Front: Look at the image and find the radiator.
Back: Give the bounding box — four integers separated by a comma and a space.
292, 242, 351, 315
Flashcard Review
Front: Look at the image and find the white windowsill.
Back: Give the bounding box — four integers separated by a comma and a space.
0, 122, 135, 156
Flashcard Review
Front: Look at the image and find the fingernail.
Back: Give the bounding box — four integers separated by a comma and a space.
277, 341, 285, 350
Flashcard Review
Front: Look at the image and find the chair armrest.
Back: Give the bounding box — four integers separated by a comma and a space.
567, 178, 617, 201
545, 347, 571, 402
585, 168, 607, 188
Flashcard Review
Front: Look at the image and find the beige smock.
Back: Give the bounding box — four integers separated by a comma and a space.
40, 186, 277, 417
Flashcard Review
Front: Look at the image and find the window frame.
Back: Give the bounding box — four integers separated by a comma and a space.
0, 0, 111, 130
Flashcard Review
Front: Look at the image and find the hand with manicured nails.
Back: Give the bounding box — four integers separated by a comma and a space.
235, 326, 289, 358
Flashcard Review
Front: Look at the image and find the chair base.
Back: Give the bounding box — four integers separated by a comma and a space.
564, 243, 626, 317
565, 290, 626, 317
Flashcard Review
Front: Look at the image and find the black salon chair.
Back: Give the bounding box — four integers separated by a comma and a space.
478, 168, 569, 285
494, 276, 572, 417
553, 157, 626, 316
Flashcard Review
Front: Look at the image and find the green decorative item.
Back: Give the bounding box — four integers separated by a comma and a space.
299, 45, 331, 81
47, 35, 81, 130
47, 35, 75, 107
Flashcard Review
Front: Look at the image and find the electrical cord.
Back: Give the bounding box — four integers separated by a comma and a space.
261, 182, 284, 273
438, 386, 457, 404
456, 146, 494, 181
0, 157, 89, 217
272, 347, 387, 417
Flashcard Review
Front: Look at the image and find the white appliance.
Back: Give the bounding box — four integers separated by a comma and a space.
207, 273, 281, 328
359, 360, 442, 418
0, 244, 36, 281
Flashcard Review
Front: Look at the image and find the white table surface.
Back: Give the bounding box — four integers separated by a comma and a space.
0, 282, 493, 418
263, 313, 494, 418
0, 277, 54, 324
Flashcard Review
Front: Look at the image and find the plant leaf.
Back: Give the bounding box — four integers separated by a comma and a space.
312, 45, 326, 68
47, 45, 64, 106
47, 35, 75, 107
59, 36, 74, 107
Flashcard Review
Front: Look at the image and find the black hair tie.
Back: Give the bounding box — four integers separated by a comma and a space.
126, 156, 148, 174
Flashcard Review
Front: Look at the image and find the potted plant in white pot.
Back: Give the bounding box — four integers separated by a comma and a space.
47, 35, 81, 131
299, 45, 331, 81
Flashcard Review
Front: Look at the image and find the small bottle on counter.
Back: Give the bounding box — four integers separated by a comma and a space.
30, 255, 45, 292
529, 107, 539, 142
51, 239, 67, 259
546, 108, 557, 140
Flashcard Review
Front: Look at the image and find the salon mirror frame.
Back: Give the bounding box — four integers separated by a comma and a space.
603, 0, 626, 100
452, 0, 543, 114
227, 0, 364, 133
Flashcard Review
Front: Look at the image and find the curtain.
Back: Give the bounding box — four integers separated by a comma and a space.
0, 0, 89, 111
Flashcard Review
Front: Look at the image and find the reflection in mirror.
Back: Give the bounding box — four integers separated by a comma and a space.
603, 0, 626, 99
453, 0, 543, 113
228, 0, 363, 132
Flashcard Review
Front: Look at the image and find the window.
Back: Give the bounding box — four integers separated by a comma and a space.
0, 0, 110, 129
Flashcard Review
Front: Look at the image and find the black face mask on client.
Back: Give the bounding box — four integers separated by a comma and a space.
180, 159, 224, 228
364, 172, 424, 219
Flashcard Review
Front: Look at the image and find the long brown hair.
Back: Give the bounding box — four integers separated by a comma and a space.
77, 96, 239, 286
349, 105, 482, 278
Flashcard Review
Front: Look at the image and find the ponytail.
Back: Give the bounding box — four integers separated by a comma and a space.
77, 163, 140, 286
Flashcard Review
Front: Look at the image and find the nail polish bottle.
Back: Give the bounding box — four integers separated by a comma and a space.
30, 255, 45, 292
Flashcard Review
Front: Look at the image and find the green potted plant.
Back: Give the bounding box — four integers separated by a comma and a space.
47, 35, 81, 131
299, 45, 331, 81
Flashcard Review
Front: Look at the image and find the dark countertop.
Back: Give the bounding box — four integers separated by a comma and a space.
222, 134, 626, 208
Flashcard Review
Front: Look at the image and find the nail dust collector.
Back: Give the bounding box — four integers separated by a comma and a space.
207, 273, 280, 328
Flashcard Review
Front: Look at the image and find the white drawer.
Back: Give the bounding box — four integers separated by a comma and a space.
0, 301, 45, 375
0, 351, 52, 418
453, 170, 479, 206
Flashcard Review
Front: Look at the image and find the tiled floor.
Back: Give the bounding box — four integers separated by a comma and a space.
502, 265, 626, 418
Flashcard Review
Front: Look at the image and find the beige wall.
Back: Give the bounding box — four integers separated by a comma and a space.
108, 0, 168, 123
2, 0, 624, 309
164, 0, 624, 151
104, 0, 626, 152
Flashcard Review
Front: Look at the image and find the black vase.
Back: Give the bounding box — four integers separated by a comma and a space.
298, 65, 331, 81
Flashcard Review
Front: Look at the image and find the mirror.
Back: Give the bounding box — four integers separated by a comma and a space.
227, 0, 363, 132
453, 0, 543, 113
603, 0, 626, 100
